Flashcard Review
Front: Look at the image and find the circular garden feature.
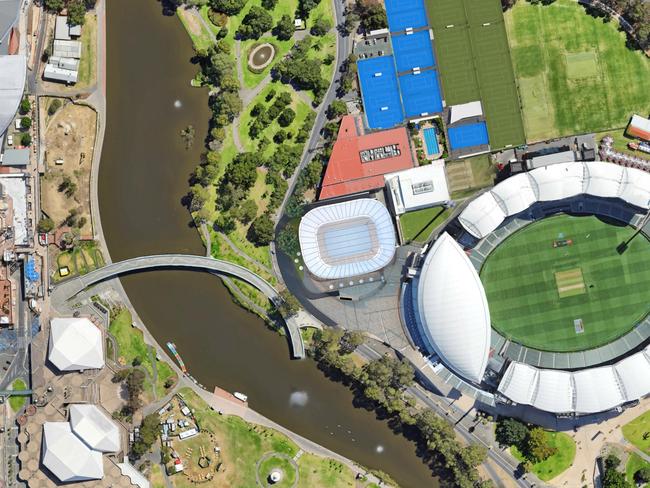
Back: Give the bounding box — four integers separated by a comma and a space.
256, 452, 298, 488
480, 214, 650, 352
248, 43, 276, 72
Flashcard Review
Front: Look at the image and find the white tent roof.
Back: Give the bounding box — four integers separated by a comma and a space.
490, 173, 537, 216
417, 232, 490, 382
459, 162, 650, 238
457, 192, 506, 239
70, 404, 120, 452
42, 422, 104, 482
298, 199, 396, 280
449, 101, 483, 125
499, 346, 650, 414
0, 55, 26, 136
49, 317, 104, 371
118, 461, 150, 488
384, 160, 450, 215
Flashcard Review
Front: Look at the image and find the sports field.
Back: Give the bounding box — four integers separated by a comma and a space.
504, 0, 650, 142
426, 0, 525, 149
480, 214, 650, 352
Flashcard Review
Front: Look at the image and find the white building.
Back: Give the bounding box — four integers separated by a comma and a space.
43, 63, 78, 84
52, 39, 82, 59
42, 422, 104, 482
48, 317, 104, 371
0, 174, 30, 247
384, 160, 450, 215
299, 199, 396, 280
69, 404, 121, 453
0, 54, 26, 137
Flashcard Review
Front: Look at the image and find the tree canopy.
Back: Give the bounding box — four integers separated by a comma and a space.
237, 6, 273, 39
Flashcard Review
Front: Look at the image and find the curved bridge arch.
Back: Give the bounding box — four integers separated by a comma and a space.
52, 254, 305, 358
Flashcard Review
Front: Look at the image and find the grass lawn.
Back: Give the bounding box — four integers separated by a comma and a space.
149, 462, 166, 488
53, 242, 104, 282
427, 0, 525, 149
623, 410, 650, 455
9, 379, 27, 412
626, 452, 650, 485
446, 154, 496, 199
180, 387, 370, 488
258, 455, 297, 487
511, 431, 575, 481
480, 214, 650, 352
400, 206, 452, 243
505, 0, 650, 142
76, 14, 97, 88
109, 309, 177, 399
177, 7, 213, 52
597, 128, 643, 157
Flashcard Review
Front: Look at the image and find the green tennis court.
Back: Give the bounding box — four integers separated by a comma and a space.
480, 214, 650, 352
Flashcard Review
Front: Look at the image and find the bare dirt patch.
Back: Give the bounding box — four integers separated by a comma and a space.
40, 99, 96, 238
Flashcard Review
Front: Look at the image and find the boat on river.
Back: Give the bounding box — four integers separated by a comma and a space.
166, 342, 187, 373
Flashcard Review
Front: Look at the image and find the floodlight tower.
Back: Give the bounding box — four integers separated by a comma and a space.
617, 199, 650, 254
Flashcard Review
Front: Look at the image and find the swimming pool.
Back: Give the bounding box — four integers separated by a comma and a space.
423, 127, 439, 156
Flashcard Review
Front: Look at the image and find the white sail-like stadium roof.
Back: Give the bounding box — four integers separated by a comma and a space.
0, 55, 26, 137
459, 162, 650, 238
298, 199, 396, 280
49, 317, 104, 371
498, 345, 650, 414
417, 232, 490, 382
70, 404, 121, 453
42, 422, 104, 483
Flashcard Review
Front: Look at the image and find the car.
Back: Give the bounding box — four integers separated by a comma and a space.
38, 234, 47, 246
7, 135, 13, 146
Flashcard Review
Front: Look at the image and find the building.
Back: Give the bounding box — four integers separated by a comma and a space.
55, 15, 82, 41
48, 317, 105, 371
319, 115, 415, 200
52, 39, 82, 59
0, 54, 26, 137
69, 404, 121, 453
298, 198, 396, 280
43, 63, 78, 84
1, 147, 29, 166
42, 422, 104, 482
626, 114, 650, 141
0, 174, 30, 247
384, 160, 450, 215
0, 0, 20, 47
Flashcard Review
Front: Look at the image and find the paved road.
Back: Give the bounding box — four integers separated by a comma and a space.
50, 254, 306, 358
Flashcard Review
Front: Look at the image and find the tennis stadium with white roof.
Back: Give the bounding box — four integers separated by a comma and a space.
459, 161, 650, 239
48, 317, 104, 371
70, 404, 121, 452
299, 198, 396, 280
42, 422, 104, 482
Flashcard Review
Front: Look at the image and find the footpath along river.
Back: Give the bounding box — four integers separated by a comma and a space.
98, 1, 438, 486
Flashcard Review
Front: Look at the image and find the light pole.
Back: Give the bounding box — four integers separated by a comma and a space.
617, 199, 650, 254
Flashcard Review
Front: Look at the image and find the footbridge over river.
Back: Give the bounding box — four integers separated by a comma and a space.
51, 254, 307, 358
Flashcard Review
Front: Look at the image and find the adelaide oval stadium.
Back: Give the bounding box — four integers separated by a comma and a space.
406, 161, 650, 416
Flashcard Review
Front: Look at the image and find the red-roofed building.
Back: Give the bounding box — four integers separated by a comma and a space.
319, 115, 415, 200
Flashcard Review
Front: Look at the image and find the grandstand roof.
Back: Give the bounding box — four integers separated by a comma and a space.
42, 422, 104, 483
69, 404, 121, 453
416, 232, 490, 383
0, 54, 25, 137
299, 199, 396, 280
48, 317, 104, 371
459, 162, 650, 239
498, 345, 650, 414
319, 116, 415, 200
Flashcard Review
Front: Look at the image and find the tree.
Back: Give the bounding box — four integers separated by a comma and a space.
44, 0, 65, 12
189, 184, 209, 212
37, 217, 55, 233
21, 133, 32, 146
237, 6, 273, 39
131, 413, 160, 458
311, 16, 332, 36
210, 0, 247, 16
278, 107, 296, 127
501, 0, 517, 9
298, 0, 321, 17
273, 130, 287, 143
211, 90, 242, 126
339, 331, 364, 354
356, 0, 387, 31
67, 0, 87, 26
636, 467, 650, 484
602, 468, 631, 488
495, 418, 529, 448
261, 0, 277, 8
249, 214, 275, 245
20, 116, 31, 130
232, 199, 258, 223
224, 152, 260, 191
525, 428, 556, 463
19, 98, 31, 115
59, 176, 77, 197
125, 368, 146, 414
275, 14, 294, 41
277, 222, 299, 256
277, 289, 300, 317
77, 216, 87, 229
48, 98, 62, 115
327, 100, 347, 119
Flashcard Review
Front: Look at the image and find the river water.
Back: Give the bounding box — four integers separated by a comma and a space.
99, 1, 437, 486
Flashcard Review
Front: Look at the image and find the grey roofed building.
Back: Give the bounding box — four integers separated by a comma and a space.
44, 64, 78, 84
0, 54, 26, 136
0, 0, 20, 45
52, 39, 82, 59
1, 148, 29, 166
55, 15, 82, 41
49, 55, 80, 71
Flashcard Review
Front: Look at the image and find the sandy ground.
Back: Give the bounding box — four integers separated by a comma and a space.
40, 99, 96, 238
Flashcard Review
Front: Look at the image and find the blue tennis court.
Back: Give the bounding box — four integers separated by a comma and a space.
398, 70, 443, 118
448, 122, 490, 150
391, 30, 436, 73
385, 0, 429, 32
423, 127, 440, 156
357, 56, 405, 129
